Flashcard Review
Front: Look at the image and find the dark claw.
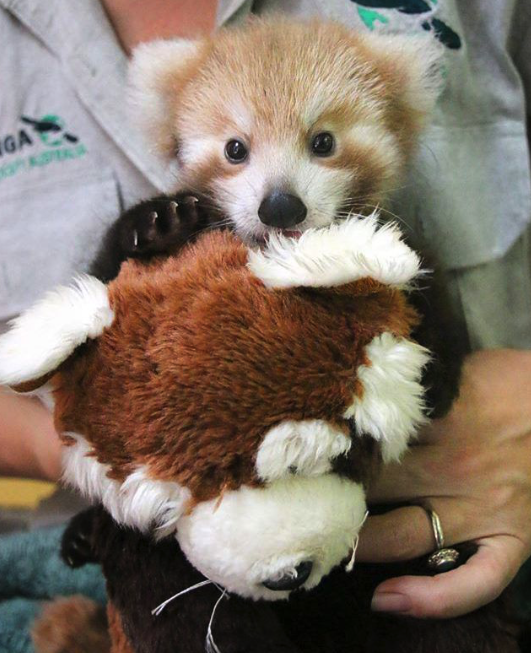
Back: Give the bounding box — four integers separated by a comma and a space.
90, 192, 212, 283
62, 531, 95, 568
120, 194, 203, 258
61, 507, 98, 568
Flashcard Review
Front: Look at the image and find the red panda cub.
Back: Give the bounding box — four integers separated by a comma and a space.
92, 18, 442, 277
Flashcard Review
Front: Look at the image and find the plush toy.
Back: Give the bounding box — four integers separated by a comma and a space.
0, 217, 519, 653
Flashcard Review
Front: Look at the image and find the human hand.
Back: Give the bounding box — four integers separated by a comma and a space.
0, 388, 61, 481
357, 349, 531, 618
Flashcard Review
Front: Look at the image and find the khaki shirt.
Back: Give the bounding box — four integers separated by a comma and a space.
1, 0, 530, 349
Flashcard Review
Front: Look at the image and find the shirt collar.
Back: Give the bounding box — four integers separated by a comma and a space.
216, 0, 252, 25
1, 0, 174, 191
0, 0, 254, 190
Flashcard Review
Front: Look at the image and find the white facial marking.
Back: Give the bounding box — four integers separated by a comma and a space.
255, 419, 351, 482
211, 141, 353, 243
228, 101, 253, 136
344, 332, 430, 463
347, 123, 401, 185
248, 214, 422, 289
0, 276, 113, 386
177, 475, 366, 600
62, 433, 191, 537
180, 137, 219, 167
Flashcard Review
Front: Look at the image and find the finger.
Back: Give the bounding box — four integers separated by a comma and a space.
371, 535, 523, 618
357, 504, 466, 563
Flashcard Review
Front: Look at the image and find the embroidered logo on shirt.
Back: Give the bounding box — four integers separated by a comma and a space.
21, 115, 79, 146
0, 114, 87, 182
352, 0, 462, 50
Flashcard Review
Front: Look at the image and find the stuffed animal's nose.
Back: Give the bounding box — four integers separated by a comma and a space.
261, 560, 313, 591
258, 191, 307, 228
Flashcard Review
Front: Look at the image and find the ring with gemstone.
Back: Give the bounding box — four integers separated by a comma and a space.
422, 507, 460, 573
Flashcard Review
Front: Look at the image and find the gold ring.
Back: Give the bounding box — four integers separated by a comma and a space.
422, 506, 460, 573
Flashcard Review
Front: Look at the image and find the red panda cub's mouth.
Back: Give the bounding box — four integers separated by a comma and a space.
254, 229, 303, 247
281, 230, 303, 239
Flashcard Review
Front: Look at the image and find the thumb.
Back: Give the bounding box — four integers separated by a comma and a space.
370, 535, 523, 618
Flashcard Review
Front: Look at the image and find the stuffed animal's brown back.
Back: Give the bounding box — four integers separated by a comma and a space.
54, 228, 419, 503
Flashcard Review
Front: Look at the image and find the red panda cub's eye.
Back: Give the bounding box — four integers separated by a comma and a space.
225, 139, 248, 163
311, 132, 335, 157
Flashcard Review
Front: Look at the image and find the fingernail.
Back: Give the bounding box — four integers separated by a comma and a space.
371, 592, 412, 613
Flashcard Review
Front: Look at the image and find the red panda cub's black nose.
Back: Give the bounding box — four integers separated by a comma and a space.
258, 191, 307, 228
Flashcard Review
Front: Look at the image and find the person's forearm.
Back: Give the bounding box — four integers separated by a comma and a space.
0, 388, 61, 481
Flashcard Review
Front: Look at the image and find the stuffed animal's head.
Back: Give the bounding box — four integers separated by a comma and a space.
0, 216, 428, 600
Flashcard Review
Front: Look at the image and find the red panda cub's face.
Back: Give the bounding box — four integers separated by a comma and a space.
130, 20, 441, 243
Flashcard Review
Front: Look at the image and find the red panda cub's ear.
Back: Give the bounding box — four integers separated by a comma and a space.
128, 38, 208, 160
0, 276, 113, 390
357, 31, 445, 135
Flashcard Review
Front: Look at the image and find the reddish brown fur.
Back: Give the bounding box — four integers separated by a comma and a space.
32, 596, 110, 653
107, 603, 134, 653
53, 230, 418, 502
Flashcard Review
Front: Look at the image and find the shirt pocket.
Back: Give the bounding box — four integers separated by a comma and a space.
0, 171, 121, 321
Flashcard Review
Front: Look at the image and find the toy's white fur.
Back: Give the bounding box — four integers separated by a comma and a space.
248, 214, 422, 289
255, 419, 351, 482
62, 434, 191, 537
177, 475, 366, 600
64, 433, 367, 601
344, 332, 430, 462
0, 276, 113, 386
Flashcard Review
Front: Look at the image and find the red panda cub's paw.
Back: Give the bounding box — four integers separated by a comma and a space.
90, 193, 209, 283
61, 506, 99, 568
120, 194, 203, 258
